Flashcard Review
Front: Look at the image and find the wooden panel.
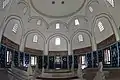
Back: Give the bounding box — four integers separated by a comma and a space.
24, 47, 43, 55
1, 36, 19, 50
48, 51, 68, 56
97, 34, 116, 49
73, 46, 92, 55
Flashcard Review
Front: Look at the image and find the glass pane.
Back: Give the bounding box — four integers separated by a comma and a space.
12, 24, 18, 33
78, 35, 83, 42
37, 20, 41, 25
104, 49, 111, 64
7, 51, 9, 63
75, 19, 80, 25
31, 56, 35, 66
98, 21, 104, 32
82, 56, 85, 64
89, 6, 93, 12
55, 38, 60, 45
33, 35, 38, 43
56, 23, 60, 29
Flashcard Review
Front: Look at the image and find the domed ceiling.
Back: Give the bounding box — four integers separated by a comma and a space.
30, 0, 86, 18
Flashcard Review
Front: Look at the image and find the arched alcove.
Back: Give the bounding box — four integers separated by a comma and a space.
85, 0, 99, 17
94, 17, 114, 44
47, 20, 68, 32
72, 31, 92, 54
48, 36, 68, 56
22, 29, 46, 55
2, 19, 23, 46
47, 33, 69, 56
25, 33, 44, 50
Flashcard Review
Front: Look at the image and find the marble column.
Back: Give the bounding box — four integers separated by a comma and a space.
93, 62, 106, 80
27, 64, 33, 76
44, 43, 48, 55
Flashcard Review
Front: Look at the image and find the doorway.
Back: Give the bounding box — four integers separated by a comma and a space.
55, 55, 61, 69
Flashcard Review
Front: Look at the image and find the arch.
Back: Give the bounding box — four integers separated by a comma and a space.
70, 29, 92, 42
4, 15, 24, 33
0, 15, 24, 45
23, 29, 46, 43
47, 33, 70, 44
70, 29, 93, 51
92, 13, 120, 43
68, 15, 88, 27
86, 0, 99, 9
22, 29, 46, 53
46, 33, 70, 54
49, 20, 68, 29
28, 16, 49, 29
85, 0, 99, 16
17, 0, 30, 16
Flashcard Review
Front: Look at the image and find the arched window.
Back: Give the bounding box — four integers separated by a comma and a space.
31, 56, 37, 66
33, 35, 38, 43
56, 23, 60, 29
12, 23, 18, 33
98, 21, 104, 32
37, 20, 41, 25
104, 49, 111, 64
6, 51, 12, 63
89, 6, 93, 12
75, 19, 80, 25
82, 56, 85, 65
79, 56, 87, 69
78, 35, 84, 42
55, 37, 60, 45
106, 0, 115, 7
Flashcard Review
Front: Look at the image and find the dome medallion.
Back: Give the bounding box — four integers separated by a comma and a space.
30, 0, 86, 18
